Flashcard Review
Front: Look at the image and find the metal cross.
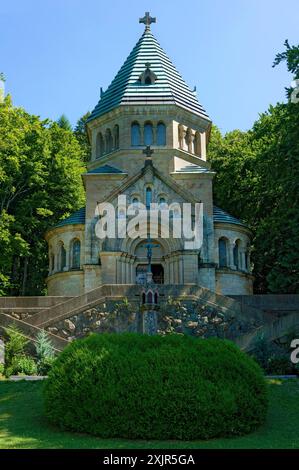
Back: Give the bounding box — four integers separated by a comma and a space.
141, 237, 160, 273
139, 12, 156, 29
143, 145, 154, 160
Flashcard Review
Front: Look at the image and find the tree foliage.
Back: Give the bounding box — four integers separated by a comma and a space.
208, 41, 299, 293
0, 96, 86, 295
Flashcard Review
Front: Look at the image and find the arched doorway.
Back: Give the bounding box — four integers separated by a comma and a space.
136, 264, 164, 284
134, 240, 165, 285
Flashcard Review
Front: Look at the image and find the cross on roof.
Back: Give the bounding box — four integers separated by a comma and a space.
139, 12, 156, 29
143, 145, 154, 159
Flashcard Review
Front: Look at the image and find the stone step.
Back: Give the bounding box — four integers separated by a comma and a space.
0, 313, 69, 352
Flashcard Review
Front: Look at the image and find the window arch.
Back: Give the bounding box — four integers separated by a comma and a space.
71, 239, 81, 269
218, 238, 228, 268
233, 240, 241, 270
131, 122, 140, 146
146, 187, 152, 209
50, 253, 55, 273
132, 197, 140, 209
147, 291, 153, 304
113, 124, 119, 149
59, 243, 66, 271
157, 122, 166, 146
105, 129, 113, 154
96, 132, 104, 158
144, 122, 153, 146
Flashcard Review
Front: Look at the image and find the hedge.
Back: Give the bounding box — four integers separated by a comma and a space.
44, 333, 268, 440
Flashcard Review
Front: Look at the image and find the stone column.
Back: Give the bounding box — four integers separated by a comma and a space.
229, 242, 235, 270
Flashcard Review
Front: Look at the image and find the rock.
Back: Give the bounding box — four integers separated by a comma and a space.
94, 320, 101, 328
47, 327, 58, 334
61, 329, 70, 338
64, 319, 76, 332
187, 321, 198, 329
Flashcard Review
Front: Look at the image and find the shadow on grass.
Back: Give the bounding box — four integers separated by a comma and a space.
0, 379, 298, 449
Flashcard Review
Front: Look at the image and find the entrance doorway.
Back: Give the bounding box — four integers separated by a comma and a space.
136, 264, 164, 284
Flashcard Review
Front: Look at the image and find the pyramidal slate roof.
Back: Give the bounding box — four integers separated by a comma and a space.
53, 205, 246, 229
213, 206, 246, 227
175, 163, 212, 174
88, 26, 210, 122
55, 207, 86, 228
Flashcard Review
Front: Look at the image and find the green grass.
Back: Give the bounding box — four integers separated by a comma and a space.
0, 379, 298, 449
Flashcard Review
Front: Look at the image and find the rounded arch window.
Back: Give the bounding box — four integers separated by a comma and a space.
144, 122, 153, 146
96, 132, 104, 158
59, 243, 66, 271
71, 239, 81, 269
157, 122, 166, 146
105, 129, 113, 153
131, 122, 140, 146
146, 187, 152, 209
113, 124, 119, 149
132, 197, 140, 209
218, 238, 228, 268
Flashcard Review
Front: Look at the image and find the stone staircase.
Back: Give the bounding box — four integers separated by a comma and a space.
0, 286, 298, 353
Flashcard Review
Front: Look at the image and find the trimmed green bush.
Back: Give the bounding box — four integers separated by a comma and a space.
5, 355, 37, 377
44, 333, 268, 440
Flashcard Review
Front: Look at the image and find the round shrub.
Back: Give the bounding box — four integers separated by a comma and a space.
44, 333, 268, 440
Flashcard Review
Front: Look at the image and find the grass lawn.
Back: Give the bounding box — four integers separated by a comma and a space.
0, 378, 298, 449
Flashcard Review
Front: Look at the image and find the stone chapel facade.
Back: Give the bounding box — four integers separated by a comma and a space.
45, 13, 253, 297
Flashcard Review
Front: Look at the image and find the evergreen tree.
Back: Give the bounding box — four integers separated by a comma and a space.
57, 114, 72, 131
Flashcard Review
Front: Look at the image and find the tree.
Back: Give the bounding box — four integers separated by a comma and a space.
74, 111, 91, 162
208, 41, 299, 294
0, 96, 86, 295
57, 114, 72, 131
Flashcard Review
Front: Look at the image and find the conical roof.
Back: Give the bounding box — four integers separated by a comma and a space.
88, 26, 210, 122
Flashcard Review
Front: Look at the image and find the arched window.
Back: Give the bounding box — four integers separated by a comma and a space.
60, 243, 66, 271
50, 253, 55, 273
157, 122, 166, 146
218, 238, 228, 268
113, 124, 119, 149
71, 239, 81, 269
142, 292, 146, 304
146, 187, 152, 209
132, 197, 139, 209
154, 292, 158, 304
131, 122, 140, 146
233, 240, 241, 269
147, 291, 153, 304
105, 129, 113, 153
144, 122, 153, 146
96, 132, 104, 158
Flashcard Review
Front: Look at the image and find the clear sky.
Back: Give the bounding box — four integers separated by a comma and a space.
1, 0, 298, 133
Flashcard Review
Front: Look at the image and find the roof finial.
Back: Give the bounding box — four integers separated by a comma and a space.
139, 12, 156, 30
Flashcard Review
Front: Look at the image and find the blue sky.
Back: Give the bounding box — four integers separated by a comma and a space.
1, 0, 298, 133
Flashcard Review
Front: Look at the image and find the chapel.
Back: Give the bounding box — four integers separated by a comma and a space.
46, 12, 253, 297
